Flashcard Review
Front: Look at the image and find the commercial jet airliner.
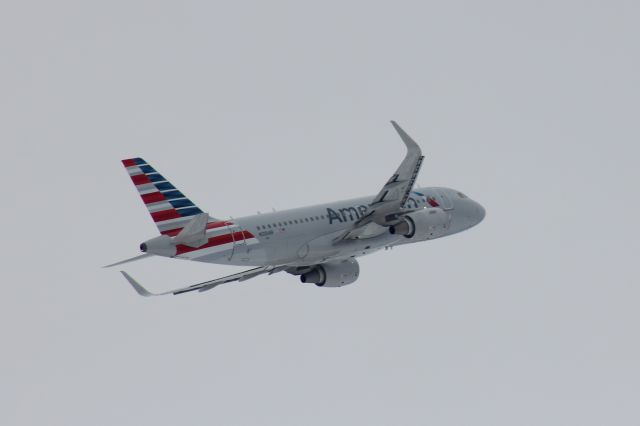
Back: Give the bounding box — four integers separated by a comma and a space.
108, 121, 485, 295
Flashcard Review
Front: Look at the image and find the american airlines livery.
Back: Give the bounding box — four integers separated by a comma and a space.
108, 121, 485, 296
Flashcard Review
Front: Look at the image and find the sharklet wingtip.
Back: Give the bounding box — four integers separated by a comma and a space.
120, 271, 156, 297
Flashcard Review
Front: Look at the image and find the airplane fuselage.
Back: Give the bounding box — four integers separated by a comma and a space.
149, 186, 485, 267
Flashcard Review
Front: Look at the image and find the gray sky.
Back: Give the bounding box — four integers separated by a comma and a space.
2, 1, 639, 425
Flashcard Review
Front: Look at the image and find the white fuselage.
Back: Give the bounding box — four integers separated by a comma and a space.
117, 123, 486, 294
170, 186, 485, 267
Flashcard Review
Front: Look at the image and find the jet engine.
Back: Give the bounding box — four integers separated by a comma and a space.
389, 208, 449, 240
300, 259, 359, 287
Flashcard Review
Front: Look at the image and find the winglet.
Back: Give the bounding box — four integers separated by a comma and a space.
390, 121, 421, 153
120, 271, 157, 297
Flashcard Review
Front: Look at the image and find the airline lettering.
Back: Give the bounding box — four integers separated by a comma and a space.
327, 196, 422, 224
327, 205, 368, 224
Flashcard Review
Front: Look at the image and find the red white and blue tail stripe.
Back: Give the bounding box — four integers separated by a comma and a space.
122, 157, 209, 234
122, 157, 259, 259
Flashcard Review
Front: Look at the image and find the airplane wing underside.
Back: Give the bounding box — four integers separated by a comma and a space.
337, 121, 424, 241
121, 265, 288, 296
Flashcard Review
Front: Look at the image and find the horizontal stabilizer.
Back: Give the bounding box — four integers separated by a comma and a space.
173, 212, 210, 248
103, 253, 153, 268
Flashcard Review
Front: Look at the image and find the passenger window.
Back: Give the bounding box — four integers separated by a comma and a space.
305, 218, 309, 222
267, 224, 271, 228
315, 216, 319, 220
294, 220, 298, 224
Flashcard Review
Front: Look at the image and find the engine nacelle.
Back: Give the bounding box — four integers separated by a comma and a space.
300, 259, 359, 287
389, 208, 449, 240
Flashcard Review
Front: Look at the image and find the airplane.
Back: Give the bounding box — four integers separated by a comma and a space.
108, 121, 485, 296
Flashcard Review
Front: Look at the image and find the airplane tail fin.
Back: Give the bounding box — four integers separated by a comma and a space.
121, 158, 215, 235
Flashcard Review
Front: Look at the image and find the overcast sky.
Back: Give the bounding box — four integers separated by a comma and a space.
2, 1, 639, 425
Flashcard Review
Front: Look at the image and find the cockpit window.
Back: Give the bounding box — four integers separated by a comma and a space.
457, 192, 468, 198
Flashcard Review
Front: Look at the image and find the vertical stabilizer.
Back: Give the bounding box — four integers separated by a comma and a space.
121, 158, 215, 235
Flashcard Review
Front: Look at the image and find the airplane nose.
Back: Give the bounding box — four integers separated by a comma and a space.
475, 202, 486, 224
447, 195, 485, 234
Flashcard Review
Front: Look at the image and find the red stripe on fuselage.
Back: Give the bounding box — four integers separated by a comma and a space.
160, 220, 232, 236
207, 221, 233, 230
176, 231, 249, 255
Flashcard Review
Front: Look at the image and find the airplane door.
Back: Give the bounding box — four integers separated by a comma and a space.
226, 222, 247, 261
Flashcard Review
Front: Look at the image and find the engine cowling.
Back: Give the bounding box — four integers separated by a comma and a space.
389, 208, 449, 240
300, 259, 359, 287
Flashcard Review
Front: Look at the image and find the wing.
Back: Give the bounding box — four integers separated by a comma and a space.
120, 265, 286, 296
370, 121, 424, 212
338, 121, 424, 240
